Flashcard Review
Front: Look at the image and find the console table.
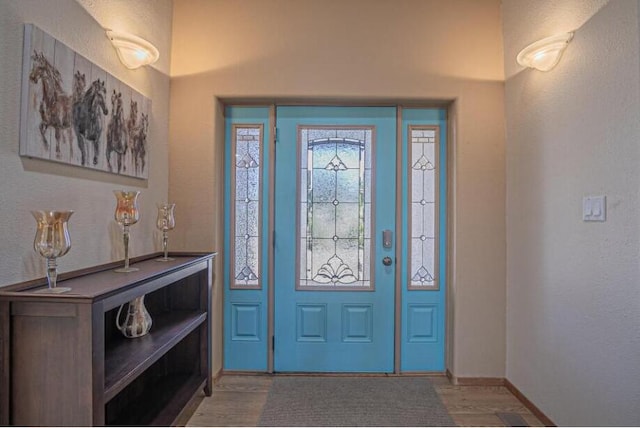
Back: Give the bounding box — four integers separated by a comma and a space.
0, 252, 216, 426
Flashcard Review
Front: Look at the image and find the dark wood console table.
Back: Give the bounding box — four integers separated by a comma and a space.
0, 252, 216, 426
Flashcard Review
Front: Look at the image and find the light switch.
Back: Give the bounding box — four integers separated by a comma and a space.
583, 195, 606, 222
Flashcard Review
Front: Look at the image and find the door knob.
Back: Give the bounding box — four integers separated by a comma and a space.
382, 256, 393, 266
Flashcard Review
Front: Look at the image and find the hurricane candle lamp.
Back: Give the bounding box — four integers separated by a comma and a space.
32, 210, 73, 293
114, 190, 140, 272
155, 203, 176, 262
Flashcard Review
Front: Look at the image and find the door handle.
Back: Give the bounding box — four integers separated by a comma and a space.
382, 256, 393, 266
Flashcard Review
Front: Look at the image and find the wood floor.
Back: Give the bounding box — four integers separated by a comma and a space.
183, 374, 546, 427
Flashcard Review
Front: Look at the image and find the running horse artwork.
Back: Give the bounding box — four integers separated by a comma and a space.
131, 113, 149, 175
28, 51, 73, 158
106, 90, 127, 173
20, 24, 151, 178
126, 100, 149, 175
72, 75, 109, 166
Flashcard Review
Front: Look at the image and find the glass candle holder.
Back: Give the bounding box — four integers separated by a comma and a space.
114, 190, 140, 273
155, 203, 176, 262
31, 210, 73, 293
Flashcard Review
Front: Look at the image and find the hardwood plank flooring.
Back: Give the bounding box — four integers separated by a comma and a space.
185, 375, 546, 427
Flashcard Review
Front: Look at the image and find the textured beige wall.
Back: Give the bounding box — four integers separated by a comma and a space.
0, 0, 172, 286
170, 0, 506, 377
503, 0, 640, 425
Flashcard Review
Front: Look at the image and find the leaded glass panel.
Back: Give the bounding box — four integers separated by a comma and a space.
409, 127, 438, 289
231, 125, 262, 288
298, 127, 373, 289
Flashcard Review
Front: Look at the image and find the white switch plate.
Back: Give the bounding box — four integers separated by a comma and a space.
583, 195, 606, 221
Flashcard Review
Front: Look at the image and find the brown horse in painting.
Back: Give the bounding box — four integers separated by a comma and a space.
125, 99, 148, 176
29, 51, 73, 157
126, 100, 138, 170
131, 113, 148, 175
106, 90, 128, 173
72, 77, 109, 166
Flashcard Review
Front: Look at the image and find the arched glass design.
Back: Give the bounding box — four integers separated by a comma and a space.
298, 127, 374, 289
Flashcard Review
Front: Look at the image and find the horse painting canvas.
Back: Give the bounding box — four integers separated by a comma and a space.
20, 24, 151, 179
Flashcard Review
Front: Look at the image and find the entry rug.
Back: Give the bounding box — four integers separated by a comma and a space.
258, 376, 456, 427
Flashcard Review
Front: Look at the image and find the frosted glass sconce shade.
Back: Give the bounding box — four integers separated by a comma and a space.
106, 30, 159, 69
516, 33, 574, 71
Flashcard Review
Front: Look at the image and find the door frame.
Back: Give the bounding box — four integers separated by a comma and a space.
222, 102, 452, 374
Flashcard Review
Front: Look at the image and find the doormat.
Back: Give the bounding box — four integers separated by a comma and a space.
258, 376, 456, 427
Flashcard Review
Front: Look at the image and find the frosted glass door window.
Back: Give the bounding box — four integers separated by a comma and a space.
298, 127, 373, 289
231, 125, 262, 289
409, 126, 439, 289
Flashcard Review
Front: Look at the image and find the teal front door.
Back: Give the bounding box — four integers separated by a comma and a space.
224, 105, 446, 373
273, 106, 396, 372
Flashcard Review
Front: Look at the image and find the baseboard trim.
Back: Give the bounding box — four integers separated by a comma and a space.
446, 370, 555, 426
221, 370, 274, 376
223, 371, 448, 377
445, 369, 505, 386
504, 379, 556, 427
213, 368, 224, 384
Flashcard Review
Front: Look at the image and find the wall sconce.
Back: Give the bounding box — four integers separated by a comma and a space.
516, 33, 574, 72
106, 30, 159, 69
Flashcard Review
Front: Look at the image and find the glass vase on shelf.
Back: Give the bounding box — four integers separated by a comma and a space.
155, 203, 176, 262
31, 210, 74, 293
116, 295, 153, 338
113, 190, 140, 273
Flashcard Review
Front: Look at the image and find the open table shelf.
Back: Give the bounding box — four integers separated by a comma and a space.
0, 252, 215, 426
107, 374, 207, 426
104, 310, 207, 401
